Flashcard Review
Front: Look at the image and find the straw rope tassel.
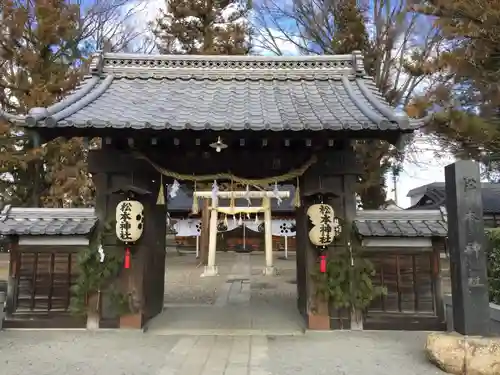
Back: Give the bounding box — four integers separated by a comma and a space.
156, 175, 165, 205
293, 177, 301, 207
133, 151, 317, 186
191, 181, 199, 214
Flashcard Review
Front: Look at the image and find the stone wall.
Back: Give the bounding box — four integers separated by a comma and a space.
444, 295, 500, 336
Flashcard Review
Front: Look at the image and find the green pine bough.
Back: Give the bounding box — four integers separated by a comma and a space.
312, 221, 386, 312
70, 219, 131, 316
485, 229, 500, 304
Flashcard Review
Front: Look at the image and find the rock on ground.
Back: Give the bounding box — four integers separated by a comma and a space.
426, 332, 500, 375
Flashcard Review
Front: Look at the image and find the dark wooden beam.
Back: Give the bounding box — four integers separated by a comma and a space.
88, 147, 317, 181
34, 127, 406, 146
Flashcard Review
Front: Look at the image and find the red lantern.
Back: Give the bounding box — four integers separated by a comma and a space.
319, 255, 326, 273
124, 248, 131, 269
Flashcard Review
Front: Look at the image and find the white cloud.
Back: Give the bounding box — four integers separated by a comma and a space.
387, 133, 456, 207
252, 28, 303, 56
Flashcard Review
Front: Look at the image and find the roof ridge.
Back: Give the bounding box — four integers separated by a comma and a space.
7, 207, 96, 219
355, 209, 445, 221
92, 50, 367, 78
0, 204, 11, 222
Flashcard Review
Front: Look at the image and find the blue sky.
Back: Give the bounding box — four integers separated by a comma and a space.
134, 0, 455, 206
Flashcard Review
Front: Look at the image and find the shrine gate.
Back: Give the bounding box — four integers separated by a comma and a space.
4, 51, 421, 329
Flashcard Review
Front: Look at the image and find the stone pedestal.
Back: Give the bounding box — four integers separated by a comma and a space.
262, 266, 277, 276
201, 265, 219, 277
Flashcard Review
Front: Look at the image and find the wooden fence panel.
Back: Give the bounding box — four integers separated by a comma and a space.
363, 249, 445, 331
14, 249, 78, 313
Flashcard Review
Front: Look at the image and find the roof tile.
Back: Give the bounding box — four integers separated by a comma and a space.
0, 206, 97, 236
7, 53, 422, 133
353, 209, 447, 237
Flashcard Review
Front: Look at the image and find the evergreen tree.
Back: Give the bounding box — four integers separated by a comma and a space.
153, 0, 251, 54
410, 0, 500, 177
0, 0, 92, 207
256, 0, 443, 208
327, 0, 390, 208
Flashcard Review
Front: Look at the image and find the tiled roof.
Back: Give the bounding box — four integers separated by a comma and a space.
0, 206, 97, 236
353, 209, 447, 237
407, 182, 500, 214
3, 52, 423, 133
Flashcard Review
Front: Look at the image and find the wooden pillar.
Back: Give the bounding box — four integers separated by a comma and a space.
88, 147, 166, 329
202, 199, 218, 277
263, 197, 276, 275
296, 143, 361, 330
295, 203, 308, 319
199, 200, 210, 264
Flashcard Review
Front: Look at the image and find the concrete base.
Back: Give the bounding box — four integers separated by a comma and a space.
350, 309, 363, 331
120, 313, 143, 329
308, 314, 330, 330
86, 312, 100, 330
262, 266, 277, 276
201, 265, 219, 277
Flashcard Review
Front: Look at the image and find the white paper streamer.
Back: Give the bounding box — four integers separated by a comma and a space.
211, 180, 219, 205
272, 182, 282, 205
98, 245, 105, 263
169, 180, 180, 198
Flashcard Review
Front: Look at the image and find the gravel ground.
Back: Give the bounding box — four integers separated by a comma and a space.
0, 252, 445, 375
0, 331, 177, 375
250, 253, 297, 303
164, 250, 233, 305
164, 251, 298, 305
0, 330, 445, 375
268, 331, 446, 375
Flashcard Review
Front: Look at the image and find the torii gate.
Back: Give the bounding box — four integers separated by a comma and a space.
193, 190, 290, 277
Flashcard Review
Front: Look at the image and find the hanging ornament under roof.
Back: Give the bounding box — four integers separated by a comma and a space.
273, 181, 282, 205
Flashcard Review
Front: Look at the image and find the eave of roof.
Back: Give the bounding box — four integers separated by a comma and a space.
407, 182, 500, 214
353, 209, 448, 237
3, 51, 425, 134
0, 205, 97, 236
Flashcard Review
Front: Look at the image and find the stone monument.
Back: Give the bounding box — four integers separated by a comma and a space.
445, 160, 490, 336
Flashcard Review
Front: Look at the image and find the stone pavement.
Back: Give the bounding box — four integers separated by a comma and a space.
0, 330, 446, 375
148, 253, 304, 335
163, 251, 297, 306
